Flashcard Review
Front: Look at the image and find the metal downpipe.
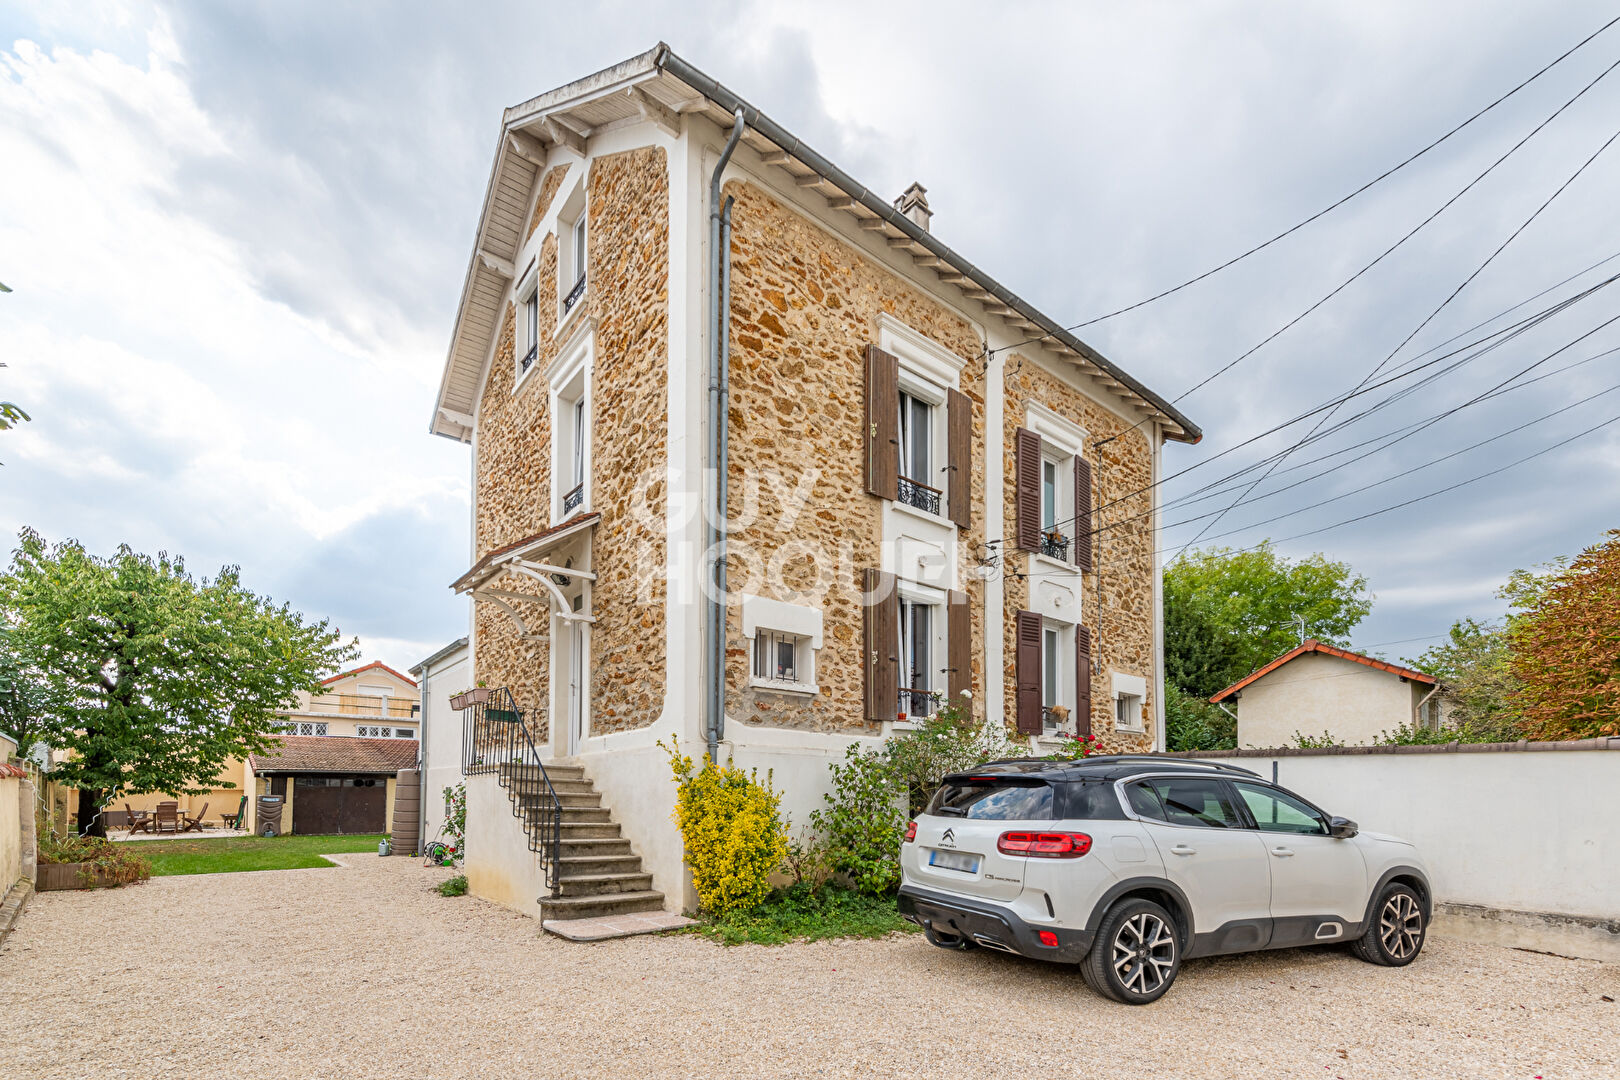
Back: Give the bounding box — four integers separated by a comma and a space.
707, 108, 746, 765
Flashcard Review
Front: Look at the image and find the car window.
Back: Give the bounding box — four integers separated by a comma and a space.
929, 780, 1054, 821
1141, 778, 1243, 829
1233, 782, 1328, 835
1124, 781, 1167, 821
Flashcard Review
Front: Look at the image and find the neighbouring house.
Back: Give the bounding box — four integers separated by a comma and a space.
427, 45, 1200, 923
410, 638, 470, 849
109, 660, 423, 834
1210, 639, 1444, 749
245, 736, 418, 837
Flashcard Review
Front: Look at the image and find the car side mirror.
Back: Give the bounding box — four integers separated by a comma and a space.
1328, 816, 1358, 839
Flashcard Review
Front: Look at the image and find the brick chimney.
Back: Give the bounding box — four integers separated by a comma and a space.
894, 182, 931, 232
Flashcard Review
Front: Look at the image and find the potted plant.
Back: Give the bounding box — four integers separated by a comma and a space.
448, 683, 491, 711
36, 833, 152, 891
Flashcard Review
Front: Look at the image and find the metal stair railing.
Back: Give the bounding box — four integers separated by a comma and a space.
459, 687, 564, 896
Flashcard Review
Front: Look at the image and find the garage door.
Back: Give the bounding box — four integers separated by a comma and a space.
292, 776, 388, 835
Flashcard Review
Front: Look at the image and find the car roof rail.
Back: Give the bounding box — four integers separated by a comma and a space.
1080, 754, 1261, 778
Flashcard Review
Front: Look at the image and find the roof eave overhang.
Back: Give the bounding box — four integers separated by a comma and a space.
430, 44, 1200, 446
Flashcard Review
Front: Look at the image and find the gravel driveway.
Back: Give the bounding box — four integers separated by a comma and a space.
2, 853, 1614, 1079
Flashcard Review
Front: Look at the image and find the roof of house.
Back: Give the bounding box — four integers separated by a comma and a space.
429, 44, 1200, 446
1209, 639, 1437, 703
321, 660, 418, 689
249, 735, 419, 775
410, 637, 470, 676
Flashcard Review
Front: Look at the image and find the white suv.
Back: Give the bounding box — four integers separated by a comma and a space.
898, 756, 1431, 1004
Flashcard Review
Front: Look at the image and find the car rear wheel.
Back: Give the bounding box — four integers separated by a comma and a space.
1351, 883, 1426, 966
1081, 898, 1181, 1004
923, 924, 976, 951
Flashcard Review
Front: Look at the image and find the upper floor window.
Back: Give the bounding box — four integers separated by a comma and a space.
550, 326, 593, 522
558, 185, 588, 320
521, 290, 539, 375
278, 721, 328, 737
897, 384, 944, 516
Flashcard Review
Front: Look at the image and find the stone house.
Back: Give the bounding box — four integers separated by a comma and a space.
1211, 639, 1444, 749
428, 45, 1200, 925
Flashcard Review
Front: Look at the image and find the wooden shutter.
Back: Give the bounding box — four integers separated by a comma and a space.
1014, 610, 1043, 735
863, 346, 899, 501
1074, 455, 1094, 571
946, 388, 971, 528
1075, 624, 1093, 737
1015, 427, 1041, 552
947, 589, 971, 703
862, 568, 899, 722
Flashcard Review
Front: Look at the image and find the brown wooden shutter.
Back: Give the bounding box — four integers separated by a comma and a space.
1015, 428, 1041, 552
946, 388, 971, 528
1074, 455, 1094, 571
862, 568, 899, 722
947, 589, 971, 703
863, 346, 899, 501
1075, 624, 1093, 737
1015, 610, 1043, 734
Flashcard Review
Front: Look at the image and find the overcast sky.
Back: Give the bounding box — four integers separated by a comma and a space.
3, 1, 1617, 673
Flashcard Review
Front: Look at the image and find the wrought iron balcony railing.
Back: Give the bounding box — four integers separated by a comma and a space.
561, 483, 584, 514
562, 273, 587, 316
1041, 531, 1070, 561
520, 343, 538, 374
897, 475, 942, 516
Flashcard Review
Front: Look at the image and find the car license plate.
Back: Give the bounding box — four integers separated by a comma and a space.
928, 849, 980, 874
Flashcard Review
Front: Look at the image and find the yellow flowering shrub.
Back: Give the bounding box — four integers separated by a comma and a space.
662, 741, 788, 917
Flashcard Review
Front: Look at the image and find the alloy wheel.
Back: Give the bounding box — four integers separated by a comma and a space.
1379, 892, 1423, 960
1112, 911, 1177, 996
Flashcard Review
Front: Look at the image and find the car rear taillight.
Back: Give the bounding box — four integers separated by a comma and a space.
996, 830, 1092, 858
903, 820, 917, 843
1037, 930, 1059, 947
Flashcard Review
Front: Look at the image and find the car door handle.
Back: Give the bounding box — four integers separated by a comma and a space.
1270, 846, 1295, 858
1170, 844, 1197, 856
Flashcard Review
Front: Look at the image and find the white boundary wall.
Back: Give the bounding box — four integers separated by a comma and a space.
1187, 739, 1620, 959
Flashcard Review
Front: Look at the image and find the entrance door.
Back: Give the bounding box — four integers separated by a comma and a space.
564, 620, 586, 758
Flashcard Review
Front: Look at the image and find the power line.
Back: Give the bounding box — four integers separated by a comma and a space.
1167, 107, 1620, 558
991, 13, 1620, 351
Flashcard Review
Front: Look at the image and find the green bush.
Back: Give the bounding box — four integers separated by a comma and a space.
436, 874, 468, 897
690, 882, 916, 946
1291, 730, 1344, 749
38, 833, 151, 886
810, 743, 907, 896
1165, 683, 1236, 751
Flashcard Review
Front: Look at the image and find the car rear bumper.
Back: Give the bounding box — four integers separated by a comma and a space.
899, 883, 1093, 963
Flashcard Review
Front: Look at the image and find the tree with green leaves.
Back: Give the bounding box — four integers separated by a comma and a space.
0, 528, 356, 836
1164, 542, 1373, 701
1404, 618, 1521, 741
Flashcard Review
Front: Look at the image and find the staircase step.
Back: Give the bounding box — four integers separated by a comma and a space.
500, 763, 585, 782
539, 890, 667, 921
557, 871, 655, 897
557, 854, 644, 875
558, 837, 632, 857
520, 802, 611, 823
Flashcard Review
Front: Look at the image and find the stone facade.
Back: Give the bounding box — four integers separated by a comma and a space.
1001, 357, 1157, 751
472, 147, 669, 738
526, 164, 571, 242
721, 180, 986, 732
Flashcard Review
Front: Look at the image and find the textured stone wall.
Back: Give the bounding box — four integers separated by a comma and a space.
1001, 358, 1157, 751
472, 147, 669, 738
722, 180, 985, 732
526, 164, 571, 242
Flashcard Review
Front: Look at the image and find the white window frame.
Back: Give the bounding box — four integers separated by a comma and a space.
896, 579, 948, 717
879, 314, 966, 527
741, 596, 822, 696
1112, 671, 1147, 733
556, 181, 588, 334
1026, 402, 1088, 572
281, 721, 328, 737
514, 261, 541, 388
549, 320, 595, 523
1040, 619, 1077, 733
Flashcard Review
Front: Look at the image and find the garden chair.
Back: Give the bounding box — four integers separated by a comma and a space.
153, 802, 181, 834
180, 802, 210, 833
221, 795, 247, 831
123, 803, 151, 835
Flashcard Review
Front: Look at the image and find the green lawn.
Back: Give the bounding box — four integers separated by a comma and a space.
138, 834, 388, 877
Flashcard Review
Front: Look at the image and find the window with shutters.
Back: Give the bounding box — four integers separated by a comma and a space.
873, 315, 971, 526
1040, 620, 1077, 732
1039, 450, 1075, 562
896, 375, 946, 517
1023, 403, 1089, 567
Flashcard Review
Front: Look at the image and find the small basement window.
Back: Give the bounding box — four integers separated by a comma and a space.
742, 595, 823, 696
753, 629, 809, 686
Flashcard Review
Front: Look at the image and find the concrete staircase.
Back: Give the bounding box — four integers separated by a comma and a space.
496, 762, 667, 922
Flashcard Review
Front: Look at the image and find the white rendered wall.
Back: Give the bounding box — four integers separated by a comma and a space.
417, 647, 468, 849
1195, 748, 1620, 922
1236, 652, 1422, 748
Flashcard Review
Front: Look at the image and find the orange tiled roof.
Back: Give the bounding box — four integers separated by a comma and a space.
1209, 639, 1437, 703
321, 660, 418, 688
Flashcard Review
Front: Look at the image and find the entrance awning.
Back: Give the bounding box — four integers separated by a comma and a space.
450, 512, 598, 642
